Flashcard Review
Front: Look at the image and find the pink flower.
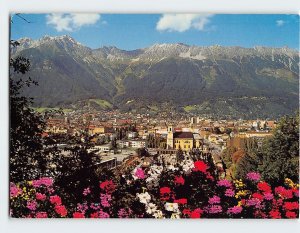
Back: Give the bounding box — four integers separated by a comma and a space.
217, 179, 232, 188
100, 194, 112, 207
77, 203, 89, 213
10, 183, 21, 198
205, 205, 222, 214
246, 198, 263, 209
90, 210, 110, 218
225, 189, 235, 197
208, 195, 221, 205
263, 192, 274, 201
90, 203, 101, 210
118, 208, 132, 218
83, 187, 91, 196
227, 206, 243, 215
246, 172, 261, 182
36, 212, 47, 218
36, 192, 46, 201
26, 200, 37, 211
32, 177, 53, 188
135, 168, 146, 179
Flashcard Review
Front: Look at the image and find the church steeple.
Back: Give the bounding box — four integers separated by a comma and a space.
167, 124, 174, 149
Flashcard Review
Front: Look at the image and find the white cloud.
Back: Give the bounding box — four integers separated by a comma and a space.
156, 14, 214, 32
46, 13, 101, 32
276, 20, 285, 27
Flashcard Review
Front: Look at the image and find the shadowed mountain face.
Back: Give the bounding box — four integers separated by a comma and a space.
11, 35, 299, 118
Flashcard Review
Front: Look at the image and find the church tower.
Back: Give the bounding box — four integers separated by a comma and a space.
167, 125, 174, 149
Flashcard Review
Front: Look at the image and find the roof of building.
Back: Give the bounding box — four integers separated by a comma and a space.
174, 132, 194, 139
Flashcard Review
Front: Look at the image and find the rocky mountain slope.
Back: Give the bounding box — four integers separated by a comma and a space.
11, 35, 299, 118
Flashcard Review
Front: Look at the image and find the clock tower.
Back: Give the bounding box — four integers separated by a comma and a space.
167, 125, 174, 149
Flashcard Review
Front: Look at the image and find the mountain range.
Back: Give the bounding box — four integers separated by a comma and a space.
11, 35, 299, 119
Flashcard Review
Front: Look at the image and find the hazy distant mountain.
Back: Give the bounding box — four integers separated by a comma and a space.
11, 35, 299, 118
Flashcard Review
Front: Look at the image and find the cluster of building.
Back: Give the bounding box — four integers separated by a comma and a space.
42, 109, 277, 171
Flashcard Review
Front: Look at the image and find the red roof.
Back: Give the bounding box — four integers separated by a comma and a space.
174, 132, 194, 139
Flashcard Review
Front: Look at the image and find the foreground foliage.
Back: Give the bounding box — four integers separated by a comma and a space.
10, 159, 299, 219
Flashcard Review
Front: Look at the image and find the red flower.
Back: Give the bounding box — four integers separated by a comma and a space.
292, 188, 299, 197
254, 210, 267, 219
90, 212, 100, 218
269, 209, 281, 219
50, 195, 62, 206
283, 202, 299, 211
275, 186, 293, 199
54, 205, 68, 217
73, 212, 85, 218
174, 176, 185, 185
193, 161, 207, 173
174, 198, 187, 205
182, 209, 191, 216
257, 182, 271, 193
99, 180, 116, 194
241, 199, 246, 206
35, 192, 46, 201
160, 187, 171, 201
286, 211, 297, 219
160, 187, 171, 194
35, 212, 48, 218
190, 208, 203, 218
206, 172, 214, 181
252, 193, 264, 200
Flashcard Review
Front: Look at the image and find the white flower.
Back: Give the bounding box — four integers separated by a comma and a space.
136, 192, 151, 204
146, 165, 163, 187
181, 159, 194, 173
164, 202, 179, 212
166, 165, 178, 171
171, 213, 181, 219
152, 210, 164, 219
146, 203, 158, 215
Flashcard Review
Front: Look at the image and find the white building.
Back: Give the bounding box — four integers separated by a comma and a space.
130, 140, 146, 148
89, 144, 112, 153
128, 131, 138, 139
117, 140, 130, 148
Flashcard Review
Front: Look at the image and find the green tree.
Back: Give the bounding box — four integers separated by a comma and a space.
54, 133, 102, 208
9, 41, 47, 182
259, 115, 299, 185
176, 148, 184, 162
235, 138, 261, 179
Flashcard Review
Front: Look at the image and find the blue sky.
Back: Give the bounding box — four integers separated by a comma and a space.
10, 14, 299, 50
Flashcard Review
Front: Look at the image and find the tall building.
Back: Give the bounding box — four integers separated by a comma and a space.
167, 125, 174, 149
167, 125, 202, 152
190, 117, 196, 125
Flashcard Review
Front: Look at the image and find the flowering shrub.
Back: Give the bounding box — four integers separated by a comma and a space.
10, 160, 299, 218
